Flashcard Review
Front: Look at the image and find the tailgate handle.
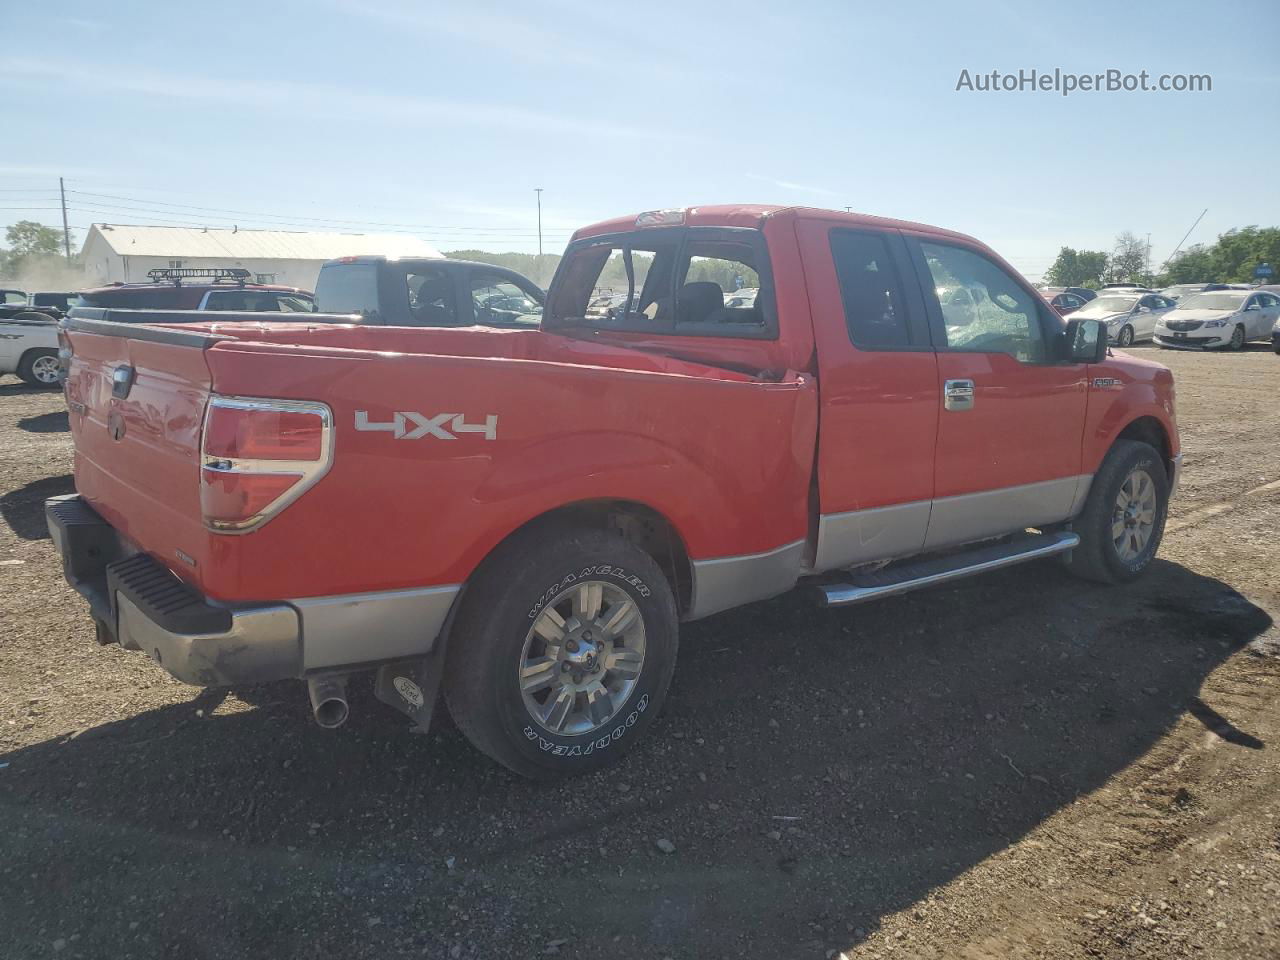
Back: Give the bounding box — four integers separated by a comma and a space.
111, 365, 136, 399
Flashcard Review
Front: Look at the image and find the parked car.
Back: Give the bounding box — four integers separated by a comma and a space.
1100, 283, 1154, 293
0, 291, 82, 323
0, 315, 60, 386
1159, 283, 1209, 302
314, 256, 543, 326
1049, 291, 1088, 315
73, 268, 316, 317
1070, 292, 1175, 345
1154, 289, 1280, 350
724, 287, 758, 308
1, 288, 29, 306
50, 204, 1180, 779
1064, 286, 1097, 302
1272, 314, 1280, 354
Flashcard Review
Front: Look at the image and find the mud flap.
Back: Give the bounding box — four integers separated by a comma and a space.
374, 656, 443, 734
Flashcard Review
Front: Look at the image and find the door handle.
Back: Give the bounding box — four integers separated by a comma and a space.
944, 379, 975, 411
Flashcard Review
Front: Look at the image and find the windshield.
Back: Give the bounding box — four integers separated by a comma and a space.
1080, 296, 1138, 314
1178, 292, 1247, 311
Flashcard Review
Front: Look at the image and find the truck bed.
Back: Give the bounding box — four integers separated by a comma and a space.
62, 314, 817, 604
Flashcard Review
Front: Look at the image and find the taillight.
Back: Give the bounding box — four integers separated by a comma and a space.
200, 396, 333, 533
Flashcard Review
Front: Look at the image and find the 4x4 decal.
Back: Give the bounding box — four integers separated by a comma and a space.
355, 410, 498, 440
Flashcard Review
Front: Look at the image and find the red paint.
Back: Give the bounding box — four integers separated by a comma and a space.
64, 206, 1179, 607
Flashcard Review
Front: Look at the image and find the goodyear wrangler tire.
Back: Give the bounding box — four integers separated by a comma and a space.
443, 523, 678, 779
1064, 439, 1168, 584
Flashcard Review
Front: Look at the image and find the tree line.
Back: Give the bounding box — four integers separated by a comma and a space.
1044, 226, 1280, 289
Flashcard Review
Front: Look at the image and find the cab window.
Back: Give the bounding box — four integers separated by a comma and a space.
546, 227, 776, 338
405, 267, 458, 326
469, 275, 542, 326
919, 241, 1048, 363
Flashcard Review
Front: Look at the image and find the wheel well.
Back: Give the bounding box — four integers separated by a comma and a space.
499, 500, 693, 615
1116, 416, 1171, 463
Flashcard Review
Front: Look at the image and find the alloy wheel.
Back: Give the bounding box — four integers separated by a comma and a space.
1112, 467, 1157, 562
518, 580, 646, 736
31, 355, 60, 384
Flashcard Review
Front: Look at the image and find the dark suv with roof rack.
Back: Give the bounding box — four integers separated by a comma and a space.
71, 268, 315, 317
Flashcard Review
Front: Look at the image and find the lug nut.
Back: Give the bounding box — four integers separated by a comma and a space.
561, 662, 571, 673
566, 639, 579, 653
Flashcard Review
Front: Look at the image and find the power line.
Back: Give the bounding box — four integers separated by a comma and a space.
65, 189, 563, 234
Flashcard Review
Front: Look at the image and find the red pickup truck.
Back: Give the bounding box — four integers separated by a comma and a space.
48, 205, 1181, 779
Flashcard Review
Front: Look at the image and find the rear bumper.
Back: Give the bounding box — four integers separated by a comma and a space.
46, 495, 459, 687
46, 495, 301, 685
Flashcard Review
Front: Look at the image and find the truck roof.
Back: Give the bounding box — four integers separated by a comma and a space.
572, 204, 980, 245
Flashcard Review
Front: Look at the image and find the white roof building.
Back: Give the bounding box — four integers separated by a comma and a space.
79, 224, 443, 291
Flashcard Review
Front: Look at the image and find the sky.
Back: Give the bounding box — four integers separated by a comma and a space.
2, 0, 1276, 280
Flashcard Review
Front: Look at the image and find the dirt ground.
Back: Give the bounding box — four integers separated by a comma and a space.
2, 344, 1280, 960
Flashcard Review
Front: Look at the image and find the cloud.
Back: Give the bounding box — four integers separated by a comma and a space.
744, 173, 840, 198
334, 0, 608, 69
0, 57, 651, 141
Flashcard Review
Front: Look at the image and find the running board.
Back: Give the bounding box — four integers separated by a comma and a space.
818, 531, 1080, 608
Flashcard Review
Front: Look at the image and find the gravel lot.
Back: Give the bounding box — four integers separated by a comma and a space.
2, 344, 1279, 960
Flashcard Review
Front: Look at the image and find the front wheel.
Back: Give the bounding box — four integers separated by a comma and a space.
444, 523, 678, 779
1116, 325, 1135, 347
1065, 440, 1169, 584
17, 349, 61, 387
1229, 324, 1246, 350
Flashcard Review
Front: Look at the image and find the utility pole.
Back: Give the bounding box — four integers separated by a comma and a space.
535, 187, 543, 257
59, 177, 72, 262
1146, 233, 1151, 283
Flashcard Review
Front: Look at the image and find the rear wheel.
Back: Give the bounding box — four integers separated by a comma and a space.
1116, 325, 1135, 347
444, 523, 678, 779
1229, 324, 1246, 350
17, 349, 60, 387
1065, 440, 1168, 584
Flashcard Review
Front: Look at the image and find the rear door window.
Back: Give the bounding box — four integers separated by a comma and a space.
829, 229, 918, 349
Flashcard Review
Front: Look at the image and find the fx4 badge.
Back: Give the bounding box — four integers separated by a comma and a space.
355, 410, 498, 440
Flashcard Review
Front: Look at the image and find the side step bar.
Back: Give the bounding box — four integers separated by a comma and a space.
818, 531, 1080, 608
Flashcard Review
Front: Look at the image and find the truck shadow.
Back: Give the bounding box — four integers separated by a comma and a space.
0, 473, 74, 539
16, 410, 69, 433
0, 559, 1271, 959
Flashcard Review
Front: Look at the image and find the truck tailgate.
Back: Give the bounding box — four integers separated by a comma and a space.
64, 320, 218, 579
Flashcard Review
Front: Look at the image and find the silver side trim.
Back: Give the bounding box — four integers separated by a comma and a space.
687, 539, 807, 621
292, 584, 461, 670
1066, 474, 1093, 517
924, 474, 1090, 551
819, 531, 1080, 607
814, 500, 931, 573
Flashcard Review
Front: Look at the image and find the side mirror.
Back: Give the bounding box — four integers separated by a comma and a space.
1065, 318, 1108, 363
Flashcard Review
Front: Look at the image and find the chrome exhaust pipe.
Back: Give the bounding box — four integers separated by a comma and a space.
307, 675, 349, 729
